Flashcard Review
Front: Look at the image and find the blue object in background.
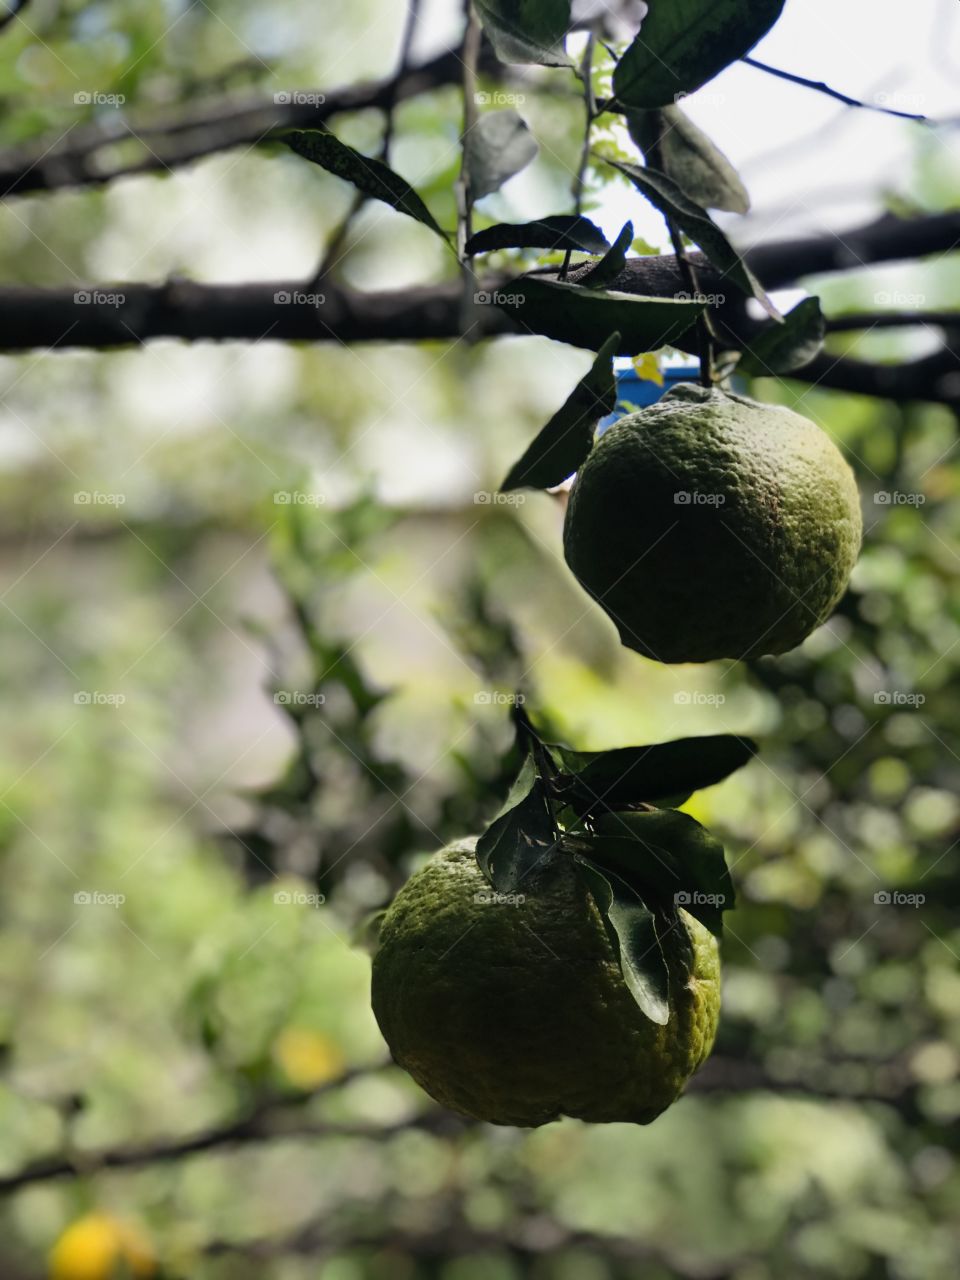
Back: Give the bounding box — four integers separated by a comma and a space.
598, 363, 748, 434
598, 363, 698, 435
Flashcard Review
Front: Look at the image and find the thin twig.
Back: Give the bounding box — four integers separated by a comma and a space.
742, 56, 931, 123
0, 0, 30, 33
311, 0, 424, 286
456, 2, 483, 333
0, 45, 478, 197
0, 1062, 446, 1195
560, 33, 596, 282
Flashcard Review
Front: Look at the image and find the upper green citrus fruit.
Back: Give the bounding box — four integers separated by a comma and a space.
563, 383, 862, 663
371, 837, 720, 1127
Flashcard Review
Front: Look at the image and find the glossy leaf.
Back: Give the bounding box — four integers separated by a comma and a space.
476, 753, 557, 892
465, 216, 609, 256
739, 296, 826, 375
592, 808, 735, 935
574, 855, 671, 1023
284, 130, 447, 240
501, 275, 704, 353
560, 734, 757, 810
467, 109, 539, 199
501, 331, 619, 491
474, 0, 572, 67
577, 221, 634, 290
628, 106, 750, 214
612, 0, 786, 109
601, 158, 777, 317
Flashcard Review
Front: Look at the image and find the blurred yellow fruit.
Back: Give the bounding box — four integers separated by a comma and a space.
273, 1026, 345, 1088
49, 1214, 154, 1280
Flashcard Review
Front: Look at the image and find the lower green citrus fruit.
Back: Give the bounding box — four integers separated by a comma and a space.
371, 837, 720, 1126
563, 383, 862, 663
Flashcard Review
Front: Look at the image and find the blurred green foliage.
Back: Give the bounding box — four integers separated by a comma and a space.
0, 1, 958, 1278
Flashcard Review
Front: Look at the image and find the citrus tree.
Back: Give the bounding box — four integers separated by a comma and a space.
0, 1, 959, 1278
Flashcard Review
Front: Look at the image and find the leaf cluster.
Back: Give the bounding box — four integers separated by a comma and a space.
475, 708, 755, 1021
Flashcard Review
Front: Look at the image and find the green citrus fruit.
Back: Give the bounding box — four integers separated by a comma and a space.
371, 837, 720, 1127
563, 383, 862, 663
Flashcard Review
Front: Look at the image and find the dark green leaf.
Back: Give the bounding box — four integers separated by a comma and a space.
561, 734, 757, 810
574, 855, 670, 1023
627, 106, 750, 214
612, 0, 786, 109
475, 0, 572, 67
476, 753, 557, 893
600, 158, 778, 317
501, 331, 619, 491
576, 222, 633, 290
739, 297, 826, 375
465, 216, 609, 256
501, 274, 704, 353
467, 109, 539, 199
592, 809, 734, 935
284, 130, 448, 240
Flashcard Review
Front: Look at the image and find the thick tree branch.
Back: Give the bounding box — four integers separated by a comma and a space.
2, 212, 959, 404
743, 209, 960, 289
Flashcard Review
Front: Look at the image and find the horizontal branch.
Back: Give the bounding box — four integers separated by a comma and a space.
0, 45, 503, 196
2, 211, 959, 404
0, 1050, 923, 1197
0, 1063, 472, 1195
738, 209, 960, 290
204, 1211, 749, 1276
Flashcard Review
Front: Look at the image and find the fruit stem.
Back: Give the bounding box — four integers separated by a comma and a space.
645, 120, 715, 389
